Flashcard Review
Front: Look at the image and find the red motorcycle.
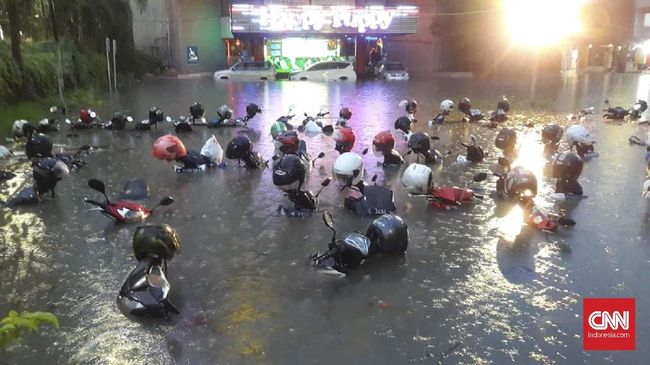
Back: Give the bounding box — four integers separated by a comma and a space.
84, 178, 173, 223
428, 186, 482, 209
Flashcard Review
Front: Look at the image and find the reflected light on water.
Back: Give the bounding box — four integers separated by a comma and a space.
499, 204, 524, 241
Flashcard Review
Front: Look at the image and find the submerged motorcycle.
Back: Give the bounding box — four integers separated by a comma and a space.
299, 105, 335, 135
117, 224, 181, 317
272, 154, 331, 216
402, 163, 483, 209
84, 178, 174, 223
136, 107, 166, 130
310, 211, 409, 276
209, 103, 262, 128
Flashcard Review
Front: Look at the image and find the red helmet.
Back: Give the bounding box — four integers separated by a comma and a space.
80, 108, 94, 124
339, 107, 352, 120
276, 131, 300, 155
152, 135, 187, 160
333, 127, 356, 153
372, 131, 395, 155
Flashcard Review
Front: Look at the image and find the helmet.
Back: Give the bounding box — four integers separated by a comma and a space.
25, 134, 53, 158
148, 107, 164, 123
132, 224, 181, 261
458, 97, 471, 114
565, 125, 593, 146
217, 105, 233, 120
12, 120, 29, 139
305, 120, 322, 134
408, 132, 431, 155
504, 166, 538, 201
276, 131, 300, 155
394, 116, 412, 134
402, 163, 433, 195
372, 131, 395, 155
333, 152, 364, 185
272, 154, 307, 190
634, 100, 648, 113
541, 124, 563, 145
465, 144, 485, 162
152, 135, 187, 160
552, 151, 583, 181
333, 127, 356, 153
495, 128, 517, 151
34, 158, 69, 180
401, 99, 418, 114
270, 121, 287, 140
225, 135, 253, 160
497, 96, 510, 113
440, 99, 455, 112
366, 214, 409, 254
246, 103, 262, 118
79, 108, 96, 123
339, 107, 352, 120
189, 102, 205, 118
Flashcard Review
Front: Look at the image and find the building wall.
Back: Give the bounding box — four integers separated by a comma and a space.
168, 0, 227, 73
634, 0, 650, 41
130, 0, 169, 64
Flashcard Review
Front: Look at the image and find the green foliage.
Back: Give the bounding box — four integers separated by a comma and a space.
0, 310, 59, 352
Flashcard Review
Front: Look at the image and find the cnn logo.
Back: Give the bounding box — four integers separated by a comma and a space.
588, 311, 629, 330
583, 298, 635, 351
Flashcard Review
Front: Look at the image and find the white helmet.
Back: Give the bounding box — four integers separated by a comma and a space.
643, 178, 650, 199
440, 99, 455, 112
12, 120, 28, 138
38, 118, 50, 126
646, 131, 650, 146
333, 152, 364, 185
402, 163, 433, 195
565, 125, 593, 146
305, 120, 322, 134
200, 134, 223, 164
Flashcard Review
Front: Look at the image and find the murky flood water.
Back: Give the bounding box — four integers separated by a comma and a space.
1, 72, 649, 364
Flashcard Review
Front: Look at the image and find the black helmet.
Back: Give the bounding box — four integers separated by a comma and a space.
408, 132, 431, 155
189, 102, 204, 118
132, 224, 181, 261
246, 103, 262, 119
394, 116, 412, 134
225, 135, 253, 160
497, 96, 510, 113
552, 151, 583, 181
272, 154, 307, 190
148, 107, 164, 123
504, 166, 538, 201
25, 133, 53, 159
458, 97, 471, 114
34, 157, 69, 180
495, 128, 517, 151
466, 144, 485, 162
635, 100, 648, 113
404, 99, 417, 114
217, 105, 233, 120
541, 124, 563, 145
366, 214, 409, 255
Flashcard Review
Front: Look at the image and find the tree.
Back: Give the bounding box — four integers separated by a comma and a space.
4, 0, 35, 98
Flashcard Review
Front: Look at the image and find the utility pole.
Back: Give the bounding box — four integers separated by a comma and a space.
48, 0, 66, 112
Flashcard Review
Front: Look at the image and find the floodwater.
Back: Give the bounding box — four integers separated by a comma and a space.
1, 72, 649, 364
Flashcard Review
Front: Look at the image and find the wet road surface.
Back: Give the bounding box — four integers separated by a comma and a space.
1, 72, 649, 364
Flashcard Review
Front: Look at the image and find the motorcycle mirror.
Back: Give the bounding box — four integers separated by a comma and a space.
159, 196, 174, 206
473, 172, 488, 182
88, 178, 110, 202
166, 116, 173, 123
321, 177, 331, 187
430, 136, 440, 140
362, 148, 369, 155
288, 104, 295, 113
127, 116, 134, 122
65, 118, 72, 125
317, 152, 325, 159
90, 111, 97, 119
49, 106, 58, 113
322, 211, 335, 231
312, 152, 325, 167
371, 174, 378, 184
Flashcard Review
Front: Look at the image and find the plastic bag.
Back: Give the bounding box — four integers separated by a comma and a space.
200, 135, 223, 164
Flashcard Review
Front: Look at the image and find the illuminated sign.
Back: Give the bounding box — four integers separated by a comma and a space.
231, 5, 419, 34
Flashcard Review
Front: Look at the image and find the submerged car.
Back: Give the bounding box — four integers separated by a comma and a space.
377, 62, 409, 80
289, 61, 357, 81
213, 61, 276, 80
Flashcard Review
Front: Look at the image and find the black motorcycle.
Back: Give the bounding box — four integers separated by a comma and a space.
311, 211, 409, 276
117, 224, 181, 318
343, 174, 396, 217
